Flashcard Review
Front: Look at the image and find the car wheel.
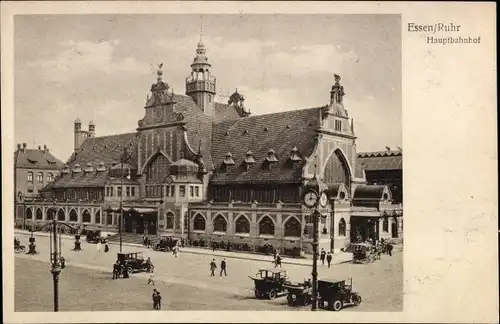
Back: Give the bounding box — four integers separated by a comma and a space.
127, 268, 133, 274
287, 295, 293, 306
332, 300, 343, 311
268, 289, 277, 300
353, 295, 362, 306
254, 290, 262, 299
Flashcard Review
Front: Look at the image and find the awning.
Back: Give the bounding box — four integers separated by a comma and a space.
128, 207, 158, 213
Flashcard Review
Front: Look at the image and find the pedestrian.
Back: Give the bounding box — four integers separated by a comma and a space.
123, 261, 130, 279
212, 240, 216, 252
210, 258, 217, 276
220, 258, 227, 276
113, 261, 120, 279
326, 252, 332, 268
275, 254, 282, 268
147, 236, 151, 248
152, 289, 158, 310
156, 291, 162, 310
387, 242, 393, 256
143, 235, 147, 246
104, 242, 109, 253
96, 240, 101, 252
148, 270, 156, 285
273, 249, 277, 261
320, 248, 326, 265
60, 256, 66, 269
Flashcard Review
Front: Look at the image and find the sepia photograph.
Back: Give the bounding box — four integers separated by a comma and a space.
2, 2, 497, 323
12, 13, 402, 312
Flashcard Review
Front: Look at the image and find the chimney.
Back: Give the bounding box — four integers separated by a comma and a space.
17, 143, 21, 150
38, 145, 42, 150
43, 144, 47, 152
22, 143, 27, 151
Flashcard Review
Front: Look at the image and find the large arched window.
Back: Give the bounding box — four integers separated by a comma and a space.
259, 216, 275, 235
193, 214, 206, 231
47, 208, 55, 220
213, 215, 227, 232
324, 149, 351, 188
235, 215, 250, 234
284, 217, 301, 237
145, 153, 170, 182
26, 208, 32, 219
37, 172, 44, 183
57, 209, 66, 221
95, 210, 101, 224
69, 209, 78, 222
166, 212, 174, 229
82, 209, 91, 223
27, 171, 33, 182
47, 172, 54, 182
36, 208, 43, 220
338, 218, 346, 236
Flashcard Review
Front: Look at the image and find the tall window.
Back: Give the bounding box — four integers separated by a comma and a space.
37, 172, 43, 183
126, 186, 130, 197
117, 186, 122, 197
190, 186, 194, 197
235, 216, 250, 234
338, 218, 346, 236
195, 186, 200, 197
213, 215, 227, 232
334, 119, 342, 132
383, 218, 389, 232
259, 216, 275, 235
28, 171, 33, 182
95, 210, 101, 224
26, 208, 32, 219
166, 212, 174, 229
193, 214, 206, 231
106, 212, 113, 225
69, 209, 78, 222
131, 187, 136, 196
47, 172, 54, 182
179, 185, 186, 197
284, 217, 301, 237
36, 208, 43, 220
82, 209, 91, 223
57, 209, 66, 221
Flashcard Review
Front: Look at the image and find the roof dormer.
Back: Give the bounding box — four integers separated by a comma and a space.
243, 150, 256, 171
61, 164, 70, 174
223, 152, 235, 166
289, 146, 301, 161
96, 161, 106, 172
72, 164, 82, 174
84, 162, 94, 173
264, 148, 278, 170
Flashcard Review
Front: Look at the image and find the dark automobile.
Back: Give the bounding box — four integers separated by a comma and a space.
317, 277, 362, 311
116, 252, 149, 274
153, 236, 179, 252
86, 231, 102, 244
248, 268, 290, 300
284, 279, 313, 306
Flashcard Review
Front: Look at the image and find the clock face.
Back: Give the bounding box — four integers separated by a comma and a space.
303, 191, 318, 207
319, 192, 328, 207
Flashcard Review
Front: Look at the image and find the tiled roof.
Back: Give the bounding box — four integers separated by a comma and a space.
210, 107, 324, 184
357, 150, 402, 171
50, 170, 109, 189
66, 133, 138, 168
14, 147, 65, 170
353, 185, 387, 200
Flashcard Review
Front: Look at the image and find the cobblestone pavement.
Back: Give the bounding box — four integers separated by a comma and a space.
14, 233, 403, 311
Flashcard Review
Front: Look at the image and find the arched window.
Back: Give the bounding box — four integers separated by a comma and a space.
27, 172, 33, 182
26, 208, 32, 219
47, 208, 55, 220
47, 172, 54, 182
383, 217, 389, 232
57, 209, 66, 221
36, 208, 43, 220
37, 172, 44, 183
193, 214, 206, 231
383, 193, 388, 201
82, 210, 91, 223
235, 215, 250, 234
95, 210, 101, 224
166, 212, 174, 229
69, 209, 78, 222
339, 191, 346, 200
259, 216, 275, 235
213, 215, 227, 232
284, 217, 301, 237
338, 218, 346, 236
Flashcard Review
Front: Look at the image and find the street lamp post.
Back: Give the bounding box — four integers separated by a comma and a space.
119, 147, 132, 253
302, 171, 328, 311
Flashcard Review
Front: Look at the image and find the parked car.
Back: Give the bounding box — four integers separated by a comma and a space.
153, 236, 179, 252
317, 277, 362, 311
284, 279, 313, 306
248, 268, 290, 300
86, 231, 102, 244
116, 252, 149, 274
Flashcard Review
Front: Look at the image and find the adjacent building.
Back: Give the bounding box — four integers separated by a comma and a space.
18, 39, 403, 254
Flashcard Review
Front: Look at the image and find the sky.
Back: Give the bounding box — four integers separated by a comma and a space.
14, 14, 401, 162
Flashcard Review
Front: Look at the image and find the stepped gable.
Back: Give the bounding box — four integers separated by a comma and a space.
66, 132, 138, 168
15, 147, 64, 169
357, 150, 402, 171
210, 106, 324, 184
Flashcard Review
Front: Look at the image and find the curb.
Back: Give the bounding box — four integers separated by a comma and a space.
15, 230, 353, 267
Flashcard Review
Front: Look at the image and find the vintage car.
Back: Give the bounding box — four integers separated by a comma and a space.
249, 268, 290, 300
153, 235, 179, 252
351, 242, 375, 264
85, 231, 102, 244
317, 277, 362, 311
284, 279, 313, 306
116, 252, 149, 274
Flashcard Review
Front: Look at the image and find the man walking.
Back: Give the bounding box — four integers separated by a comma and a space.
113, 261, 120, 279
156, 291, 162, 310
320, 248, 326, 265
210, 258, 217, 276
326, 252, 332, 268
220, 258, 227, 276
152, 289, 158, 310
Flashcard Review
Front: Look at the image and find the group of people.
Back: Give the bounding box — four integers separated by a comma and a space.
112, 260, 130, 279
272, 250, 283, 268
209, 258, 227, 276
152, 289, 162, 310
319, 249, 334, 268
96, 239, 110, 253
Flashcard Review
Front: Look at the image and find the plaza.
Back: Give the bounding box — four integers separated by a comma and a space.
15, 231, 402, 312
